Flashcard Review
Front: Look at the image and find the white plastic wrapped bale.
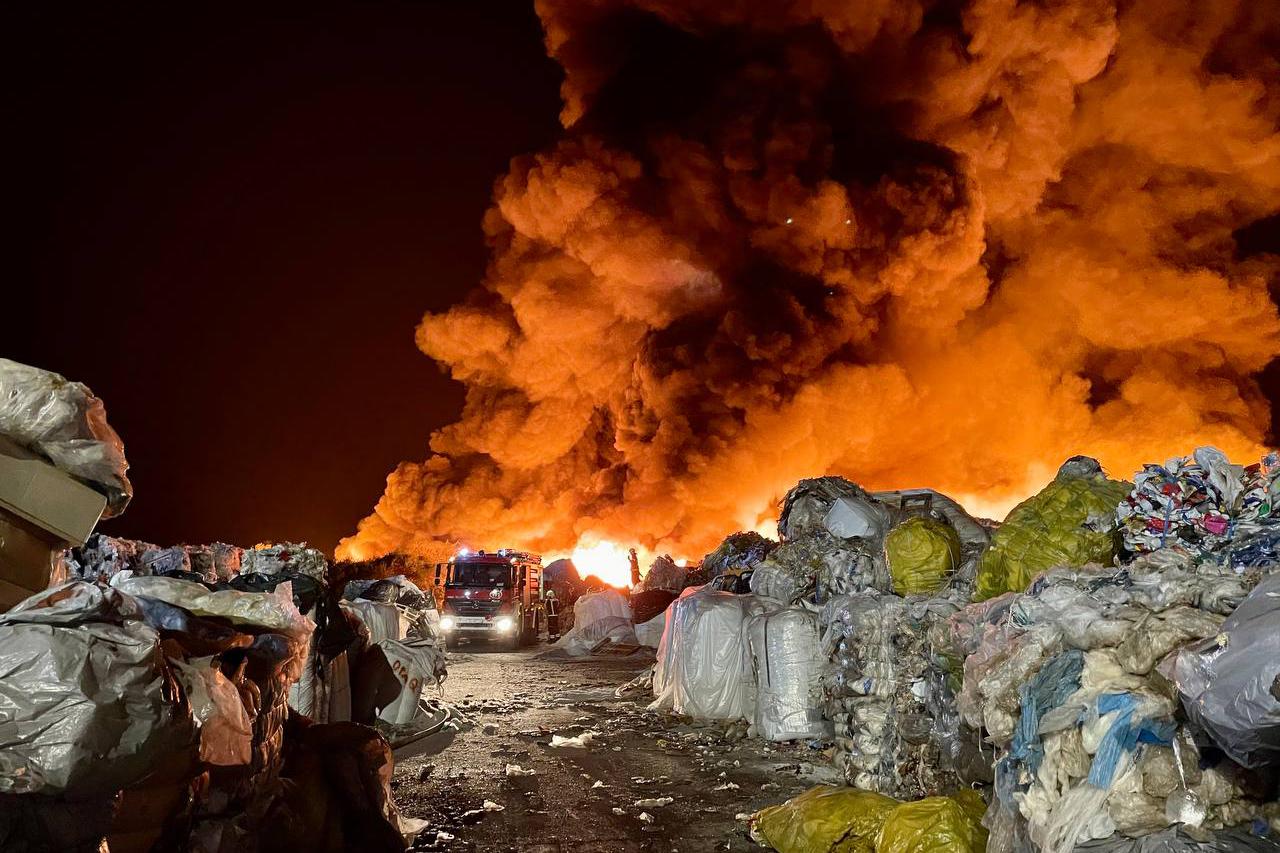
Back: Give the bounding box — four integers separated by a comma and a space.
0, 583, 188, 794
650, 587, 763, 720
0, 359, 133, 516
746, 605, 829, 741
556, 588, 637, 656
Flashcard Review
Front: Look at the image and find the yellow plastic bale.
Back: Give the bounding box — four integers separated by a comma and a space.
753, 785, 899, 853
973, 474, 1131, 601
876, 795, 988, 853
885, 517, 961, 596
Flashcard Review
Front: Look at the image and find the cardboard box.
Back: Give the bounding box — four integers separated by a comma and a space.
0, 436, 107, 610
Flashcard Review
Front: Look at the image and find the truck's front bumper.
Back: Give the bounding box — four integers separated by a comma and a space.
439, 614, 516, 634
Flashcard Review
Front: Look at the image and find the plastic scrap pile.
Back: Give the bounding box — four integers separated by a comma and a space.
775, 479, 991, 798
944, 558, 1278, 853
0, 359, 435, 851
641, 446, 1280, 853
1119, 448, 1280, 557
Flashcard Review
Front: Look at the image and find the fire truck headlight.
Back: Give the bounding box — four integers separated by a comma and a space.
439, 616, 456, 631
494, 617, 514, 632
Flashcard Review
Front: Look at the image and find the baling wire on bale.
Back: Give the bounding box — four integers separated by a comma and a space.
340, 0, 1280, 563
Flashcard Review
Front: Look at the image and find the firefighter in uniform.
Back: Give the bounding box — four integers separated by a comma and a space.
544, 588, 561, 641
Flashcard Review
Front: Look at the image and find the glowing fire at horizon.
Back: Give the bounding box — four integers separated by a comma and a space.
569, 539, 634, 589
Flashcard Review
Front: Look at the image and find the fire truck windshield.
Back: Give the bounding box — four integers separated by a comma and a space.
448, 563, 512, 588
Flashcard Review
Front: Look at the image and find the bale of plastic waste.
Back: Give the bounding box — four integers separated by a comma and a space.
754, 531, 872, 602
747, 606, 829, 741
0, 358, 133, 516
750, 785, 898, 853
240, 542, 328, 581
650, 587, 763, 719
635, 610, 666, 648
1118, 447, 1280, 557
641, 554, 687, 592
1173, 573, 1280, 769
885, 517, 961, 596
876, 792, 987, 853
820, 590, 963, 798
948, 561, 1275, 853
556, 589, 637, 656
973, 456, 1130, 601
702, 531, 778, 577
779, 477, 889, 542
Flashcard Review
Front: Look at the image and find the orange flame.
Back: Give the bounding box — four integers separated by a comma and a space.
568, 539, 634, 588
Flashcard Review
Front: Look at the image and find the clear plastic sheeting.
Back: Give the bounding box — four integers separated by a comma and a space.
747, 606, 829, 741
0, 583, 186, 794
650, 587, 763, 719
556, 588, 637, 656
1174, 573, 1280, 768
0, 358, 132, 516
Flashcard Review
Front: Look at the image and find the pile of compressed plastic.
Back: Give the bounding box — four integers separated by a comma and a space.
943, 558, 1276, 853
732, 447, 1280, 853
1118, 448, 1280, 557
67, 534, 247, 584
769, 479, 989, 797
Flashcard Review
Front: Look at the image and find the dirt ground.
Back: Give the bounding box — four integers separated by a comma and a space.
392, 640, 838, 853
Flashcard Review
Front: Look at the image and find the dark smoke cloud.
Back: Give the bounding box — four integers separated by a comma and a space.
340, 0, 1280, 560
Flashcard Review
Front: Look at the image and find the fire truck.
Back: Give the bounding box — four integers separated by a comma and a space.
434, 549, 543, 648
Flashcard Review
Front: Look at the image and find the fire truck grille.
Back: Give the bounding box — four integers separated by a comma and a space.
450, 599, 501, 616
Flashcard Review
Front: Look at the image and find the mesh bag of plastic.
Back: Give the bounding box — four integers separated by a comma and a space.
747, 606, 828, 741
876, 793, 988, 853
885, 518, 961, 596
974, 457, 1130, 601
750, 785, 898, 853
650, 587, 762, 719
0, 358, 133, 516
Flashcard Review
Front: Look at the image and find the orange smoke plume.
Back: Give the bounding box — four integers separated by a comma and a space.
338, 0, 1280, 562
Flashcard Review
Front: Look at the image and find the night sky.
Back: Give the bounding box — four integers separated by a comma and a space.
9, 4, 563, 554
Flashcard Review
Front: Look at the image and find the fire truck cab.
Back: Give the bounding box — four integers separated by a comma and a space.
436, 550, 542, 648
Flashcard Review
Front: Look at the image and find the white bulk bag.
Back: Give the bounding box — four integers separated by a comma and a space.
747, 606, 829, 741
650, 588, 763, 720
